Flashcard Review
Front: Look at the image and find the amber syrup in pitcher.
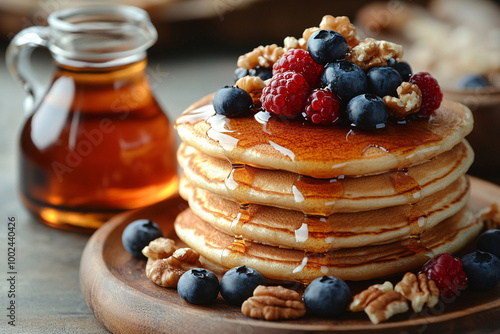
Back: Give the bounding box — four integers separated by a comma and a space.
20, 59, 178, 231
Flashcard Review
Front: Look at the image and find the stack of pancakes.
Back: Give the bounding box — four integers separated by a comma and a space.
174, 95, 482, 282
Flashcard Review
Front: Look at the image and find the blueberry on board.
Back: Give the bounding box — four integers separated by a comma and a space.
249, 66, 273, 81
303, 276, 351, 318
367, 66, 403, 97
321, 61, 367, 101
346, 94, 388, 129
307, 29, 348, 65
387, 58, 412, 81
458, 75, 490, 88
462, 251, 500, 290
220, 266, 267, 305
121, 219, 163, 259
477, 229, 500, 260
234, 67, 249, 82
213, 86, 253, 117
177, 268, 220, 305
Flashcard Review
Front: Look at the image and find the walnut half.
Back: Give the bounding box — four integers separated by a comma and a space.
237, 44, 285, 70
145, 248, 201, 288
235, 75, 266, 106
319, 15, 359, 47
364, 291, 409, 325
348, 38, 403, 70
384, 82, 422, 120
241, 285, 306, 321
394, 273, 439, 312
350, 281, 408, 324
349, 281, 394, 312
142, 237, 177, 260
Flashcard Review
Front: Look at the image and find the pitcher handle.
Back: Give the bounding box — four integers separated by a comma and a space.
6, 26, 50, 114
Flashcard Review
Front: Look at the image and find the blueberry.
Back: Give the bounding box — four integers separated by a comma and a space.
477, 229, 500, 259
462, 251, 500, 290
367, 66, 403, 97
303, 276, 351, 318
307, 29, 348, 65
177, 268, 220, 305
458, 75, 490, 89
121, 219, 163, 259
249, 66, 273, 81
387, 58, 412, 81
220, 266, 267, 306
213, 86, 253, 117
321, 61, 367, 101
234, 67, 249, 82
346, 94, 388, 129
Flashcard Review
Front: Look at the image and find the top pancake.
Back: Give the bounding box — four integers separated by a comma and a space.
175, 95, 473, 178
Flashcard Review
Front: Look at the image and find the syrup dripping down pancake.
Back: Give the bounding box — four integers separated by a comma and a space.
178, 141, 473, 214
179, 176, 470, 252
175, 97, 473, 178
174, 206, 483, 282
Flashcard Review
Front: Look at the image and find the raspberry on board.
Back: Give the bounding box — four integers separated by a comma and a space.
272, 49, 323, 88
409, 72, 443, 117
303, 88, 341, 125
418, 253, 468, 300
261, 71, 310, 117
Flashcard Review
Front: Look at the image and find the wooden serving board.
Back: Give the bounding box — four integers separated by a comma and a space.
80, 177, 500, 334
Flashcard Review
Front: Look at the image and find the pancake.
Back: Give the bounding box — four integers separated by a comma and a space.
179, 176, 470, 251
174, 206, 483, 282
175, 97, 473, 178
178, 140, 473, 214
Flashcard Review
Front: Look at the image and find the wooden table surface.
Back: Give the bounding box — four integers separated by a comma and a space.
0, 43, 239, 333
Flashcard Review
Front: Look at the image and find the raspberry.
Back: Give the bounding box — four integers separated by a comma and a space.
261, 71, 310, 117
409, 72, 443, 117
272, 49, 323, 87
303, 88, 341, 125
418, 253, 468, 300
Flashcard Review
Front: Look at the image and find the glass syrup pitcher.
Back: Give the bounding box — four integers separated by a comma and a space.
6, 6, 178, 232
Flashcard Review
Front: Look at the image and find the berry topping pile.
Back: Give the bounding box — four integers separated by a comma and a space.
219, 15, 443, 128
418, 253, 468, 300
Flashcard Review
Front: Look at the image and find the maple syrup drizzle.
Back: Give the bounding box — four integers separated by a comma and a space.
176, 104, 445, 176
388, 169, 433, 257
177, 103, 447, 275
221, 164, 253, 267
230, 204, 250, 237
175, 104, 215, 126
292, 174, 345, 216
